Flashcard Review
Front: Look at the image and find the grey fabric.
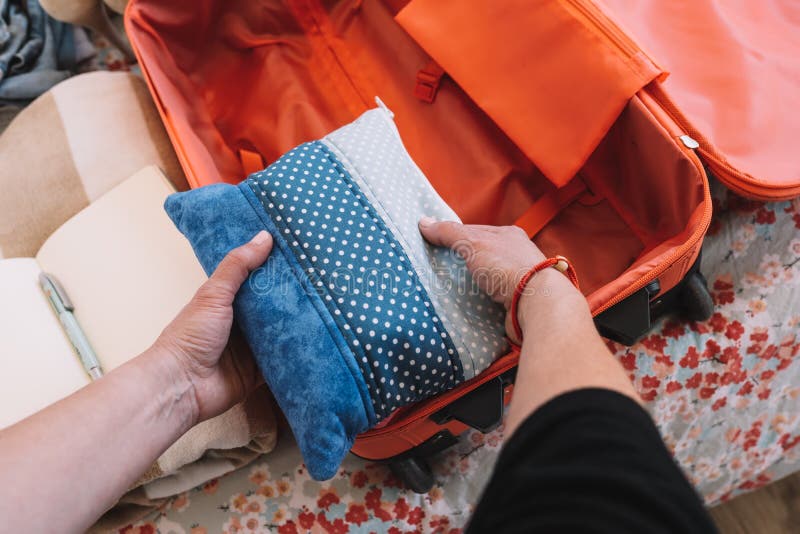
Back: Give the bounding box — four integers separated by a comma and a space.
323, 102, 508, 380
0, 0, 94, 101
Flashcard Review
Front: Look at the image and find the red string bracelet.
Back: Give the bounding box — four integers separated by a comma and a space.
509, 255, 580, 344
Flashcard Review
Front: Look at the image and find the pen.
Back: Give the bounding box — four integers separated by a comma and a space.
39, 272, 103, 380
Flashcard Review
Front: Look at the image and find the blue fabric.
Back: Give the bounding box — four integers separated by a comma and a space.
165, 183, 372, 480
245, 141, 463, 419
0, 0, 94, 101
165, 137, 470, 480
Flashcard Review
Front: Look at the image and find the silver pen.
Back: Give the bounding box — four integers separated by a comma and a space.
39, 272, 103, 380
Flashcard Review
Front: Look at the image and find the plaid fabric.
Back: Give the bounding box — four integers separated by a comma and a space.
0, 71, 184, 258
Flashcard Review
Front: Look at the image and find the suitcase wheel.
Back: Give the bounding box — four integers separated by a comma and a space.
679, 271, 714, 322
390, 456, 435, 494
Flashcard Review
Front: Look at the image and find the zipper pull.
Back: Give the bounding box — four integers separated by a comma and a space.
679, 135, 700, 149
374, 96, 394, 119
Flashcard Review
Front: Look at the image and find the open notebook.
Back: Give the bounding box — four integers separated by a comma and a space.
0, 166, 207, 429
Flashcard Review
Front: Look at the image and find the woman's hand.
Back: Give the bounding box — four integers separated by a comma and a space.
418, 217, 580, 343
155, 230, 273, 424
0, 230, 275, 533
419, 217, 640, 435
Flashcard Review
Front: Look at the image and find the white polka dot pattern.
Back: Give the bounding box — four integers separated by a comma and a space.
323, 106, 508, 380
246, 142, 463, 420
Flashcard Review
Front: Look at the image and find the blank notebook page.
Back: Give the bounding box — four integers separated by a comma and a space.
35, 166, 207, 371
0, 258, 90, 428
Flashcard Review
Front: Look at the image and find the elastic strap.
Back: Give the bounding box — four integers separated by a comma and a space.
239, 149, 266, 176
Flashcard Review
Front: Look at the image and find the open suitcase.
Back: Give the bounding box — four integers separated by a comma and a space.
126, 0, 800, 492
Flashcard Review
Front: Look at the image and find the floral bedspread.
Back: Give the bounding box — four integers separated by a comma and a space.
126, 182, 800, 534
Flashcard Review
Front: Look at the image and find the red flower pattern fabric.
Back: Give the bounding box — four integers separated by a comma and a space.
124, 182, 800, 532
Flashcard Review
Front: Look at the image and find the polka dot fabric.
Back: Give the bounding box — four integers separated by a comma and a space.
323, 105, 507, 379
246, 141, 464, 420
167, 104, 512, 478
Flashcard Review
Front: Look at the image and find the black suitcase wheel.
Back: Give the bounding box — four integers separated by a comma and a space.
679, 272, 714, 322
390, 456, 435, 494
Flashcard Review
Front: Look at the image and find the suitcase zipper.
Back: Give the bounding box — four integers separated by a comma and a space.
647, 83, 800, 200
593, 143, 713, 315
568, 1, 798, 200
362, 150, 712, 436
361, 116, 713, 434
565, 0, 643, 60
288, 0, 373, 115
360, 350, 521, 437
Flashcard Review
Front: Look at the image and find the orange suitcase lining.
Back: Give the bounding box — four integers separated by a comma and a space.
395, 0, 665, 188
125, 0, 710, 314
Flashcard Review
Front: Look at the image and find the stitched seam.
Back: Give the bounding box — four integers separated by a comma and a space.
324, 111, 486, 376
239, 181, 377, 426
371, 110, 507, 376
321, 136, 478, 377
245, 173, 387, 414
243, 176, 382, 414
314, 141, 465, 384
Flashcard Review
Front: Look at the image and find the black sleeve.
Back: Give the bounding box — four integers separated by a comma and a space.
466, 388, 718, 534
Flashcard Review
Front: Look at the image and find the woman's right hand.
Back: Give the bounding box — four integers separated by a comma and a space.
417, 217, 583, 343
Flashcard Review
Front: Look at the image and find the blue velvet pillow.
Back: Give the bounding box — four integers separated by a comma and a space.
165, 103, 507, 479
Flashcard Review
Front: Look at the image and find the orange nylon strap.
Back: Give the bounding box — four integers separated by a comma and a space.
239, 149, 266, 177
510, 256, 580, 344
514, 179, 588, 238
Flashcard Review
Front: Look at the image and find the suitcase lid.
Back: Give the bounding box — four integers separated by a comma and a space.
602, 0, 800, 201
398, 0, 800, 201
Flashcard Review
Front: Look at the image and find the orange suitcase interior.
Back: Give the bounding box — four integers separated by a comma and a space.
126, 0, 711, 318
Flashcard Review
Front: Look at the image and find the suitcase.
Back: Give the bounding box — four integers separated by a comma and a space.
125, 0, 800, 492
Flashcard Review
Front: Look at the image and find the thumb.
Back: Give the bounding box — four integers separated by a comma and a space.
204, 230, 274, 305
418, 217, 470, 250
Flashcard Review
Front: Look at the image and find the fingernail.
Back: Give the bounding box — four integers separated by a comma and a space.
251, 230, 271, 245
419, 216, 437, 228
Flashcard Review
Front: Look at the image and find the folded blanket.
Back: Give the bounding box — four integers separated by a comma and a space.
166, 101, 508, 480
90, 384, 277, 533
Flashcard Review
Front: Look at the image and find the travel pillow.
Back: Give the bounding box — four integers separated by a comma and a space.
165, 102, 507, 480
